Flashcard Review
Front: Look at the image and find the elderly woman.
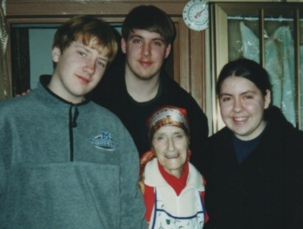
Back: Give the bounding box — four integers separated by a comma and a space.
140, 106, 208, 229
206, 58, 303, 229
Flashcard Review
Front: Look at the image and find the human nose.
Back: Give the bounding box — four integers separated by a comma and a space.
142, 43, 151, 56
233, 98, 243, 112
84, 58, 96, 74
167, 137, 175, 152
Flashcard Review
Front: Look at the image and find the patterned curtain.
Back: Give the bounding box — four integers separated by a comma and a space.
0, 0, 10, 101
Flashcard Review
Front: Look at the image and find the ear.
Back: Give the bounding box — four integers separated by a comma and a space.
52, 46, 61, 63
121, 38, 127, 54
187, 150, 191, 161
164, 44, 172, 59
151, 146, 155, 153
264, 89, 271, 109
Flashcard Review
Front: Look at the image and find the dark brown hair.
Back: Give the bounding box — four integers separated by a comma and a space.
122, 5, 176, 46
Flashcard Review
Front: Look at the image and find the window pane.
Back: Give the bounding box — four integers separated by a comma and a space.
264, 17, 296, 127
227, 15, 298, 127
228, 18, 260, 62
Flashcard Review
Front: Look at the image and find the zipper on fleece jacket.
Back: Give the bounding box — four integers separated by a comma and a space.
69, 105, 79, 161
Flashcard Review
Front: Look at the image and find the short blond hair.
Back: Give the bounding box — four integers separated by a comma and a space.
53, 15, 118, 62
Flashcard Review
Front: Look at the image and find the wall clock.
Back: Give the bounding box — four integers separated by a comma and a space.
183, 0, 209, 31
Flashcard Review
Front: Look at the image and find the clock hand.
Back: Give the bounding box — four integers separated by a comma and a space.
195, 9, 205, 18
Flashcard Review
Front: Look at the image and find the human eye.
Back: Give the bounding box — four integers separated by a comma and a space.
156, 136, 164, 141
220, 96, 231, 102
77, 51, 86, 57
174, 134, 184, 140
153, 41, 162, 46
133, 39, 142, 44
243, 95, 253, 100
97, 60, 107, 68
154, 134, 166, 142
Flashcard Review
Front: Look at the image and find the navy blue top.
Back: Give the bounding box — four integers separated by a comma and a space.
233, 122, 269, 164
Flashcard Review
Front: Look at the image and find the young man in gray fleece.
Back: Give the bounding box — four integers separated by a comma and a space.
0, 16, 147, 229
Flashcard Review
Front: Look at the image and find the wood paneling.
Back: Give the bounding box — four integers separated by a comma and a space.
4, 0, 208, 114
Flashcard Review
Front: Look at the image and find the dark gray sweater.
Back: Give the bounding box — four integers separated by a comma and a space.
0, 76, 147, 229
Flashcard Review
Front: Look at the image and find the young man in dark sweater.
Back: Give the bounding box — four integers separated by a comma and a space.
93, 5, 209, 175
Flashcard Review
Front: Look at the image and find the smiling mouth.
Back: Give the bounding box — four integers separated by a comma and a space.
77, 75, 90, 84
139, 61, 152, 67
165, 154, 180, 159
234, 117, 248, 121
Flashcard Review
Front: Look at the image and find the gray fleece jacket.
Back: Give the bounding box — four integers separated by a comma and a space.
0, 76, 147, 229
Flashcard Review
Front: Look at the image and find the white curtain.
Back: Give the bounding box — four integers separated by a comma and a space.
240, 21, 297, 127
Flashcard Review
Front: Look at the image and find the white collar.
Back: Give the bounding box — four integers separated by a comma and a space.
143, 158, 205, 191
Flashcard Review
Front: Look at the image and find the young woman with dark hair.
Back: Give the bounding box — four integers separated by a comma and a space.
205, 58, 303, 229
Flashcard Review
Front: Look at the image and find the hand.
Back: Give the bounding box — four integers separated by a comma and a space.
16, 89, 32, 97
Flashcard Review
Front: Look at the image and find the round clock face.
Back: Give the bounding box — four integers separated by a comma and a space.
183, 0, 209, 31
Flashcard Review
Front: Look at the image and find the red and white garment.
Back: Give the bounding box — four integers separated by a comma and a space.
142, 158, 208, 229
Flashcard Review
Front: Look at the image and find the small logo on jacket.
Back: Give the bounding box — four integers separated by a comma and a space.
91, 131, 119, 150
